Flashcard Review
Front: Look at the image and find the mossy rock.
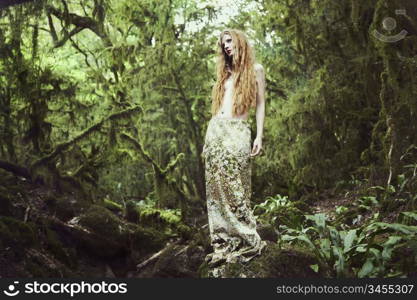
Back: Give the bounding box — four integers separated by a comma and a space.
53, 196, 88, 221
128, 224, 168, 258
78, 205, 125, 240
0, 195, 12, 215
177, 224, 193, 240
136, 242, 206, 278
257, 223, 279, 242
44, 227, 77, 268
125, 202, 187, 239
77, 205, 169, 259
138, 207, 181, 228
125, 200, 140, 223
152, 244, 206, 277
0, 217, 37, 259
76, 205, 128, 258
24, 248, 77, 277
200, 241, 329, 278
103, 198, 123, 213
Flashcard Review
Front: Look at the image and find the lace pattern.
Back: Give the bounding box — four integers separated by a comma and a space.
202, 117, 266, 275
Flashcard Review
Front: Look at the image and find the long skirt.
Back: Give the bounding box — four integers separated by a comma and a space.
202, 117, 266, 269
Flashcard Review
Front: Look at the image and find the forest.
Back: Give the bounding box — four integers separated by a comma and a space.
0, 0, 416, 278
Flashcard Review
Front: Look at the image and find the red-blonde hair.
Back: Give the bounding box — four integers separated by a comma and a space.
211, 29, 257, 117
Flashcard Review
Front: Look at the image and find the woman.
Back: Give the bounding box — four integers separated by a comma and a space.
202, 29, 267, 271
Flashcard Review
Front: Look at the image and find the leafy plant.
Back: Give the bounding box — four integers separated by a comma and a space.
254, 194, 305, 229
280, 212, 417, 277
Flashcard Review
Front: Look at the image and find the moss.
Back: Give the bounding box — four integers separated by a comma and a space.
53, 196, 88, 221
25, 259, 67, 277
159, 209, 181, 225
127, 223, 168, 257
125, 200, 140, 223
257, 223, 279, 242
0, 195, 12, 215
198, 261, 210, 278
139, 208, 162, 226
137, 206, 181, 226
0, 217, 37, 258
130, 205, 187, 238
78, 205, 124, 239
149, 243, 204, 278
77, 205, 170, 259
177, 224, 193, 240
79, 233, 127, 259
24, 252, 76, 278
103, 198, 123, 213
75, 205, 129, 258
44, 228, 77, 268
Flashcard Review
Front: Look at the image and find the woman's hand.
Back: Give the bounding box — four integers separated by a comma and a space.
250, 136, 262, 157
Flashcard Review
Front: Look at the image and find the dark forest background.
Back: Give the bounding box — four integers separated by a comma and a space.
0, 0, 416, 278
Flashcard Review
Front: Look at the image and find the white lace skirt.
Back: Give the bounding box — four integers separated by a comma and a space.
202, 117, 266, 270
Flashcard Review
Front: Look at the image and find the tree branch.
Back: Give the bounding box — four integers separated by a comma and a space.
54, 26, 85, 48
0, 160, 31, 179
31, 106, 142, 171
46, 4, 112, 47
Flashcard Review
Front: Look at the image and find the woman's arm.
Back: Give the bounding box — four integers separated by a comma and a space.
251, 63, 266, 157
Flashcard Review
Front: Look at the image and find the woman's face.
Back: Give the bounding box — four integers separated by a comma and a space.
221, 33, 234, 57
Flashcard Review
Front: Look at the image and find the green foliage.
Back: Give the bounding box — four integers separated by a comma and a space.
250, 0, 417, 198
0, 0, 417, 279
254, 194, 306, 229
125, 200, 188, 238
281, 212, 417, 277
103, 197, 123, 212
0, 0, 415, 216
139, 206, 182, 227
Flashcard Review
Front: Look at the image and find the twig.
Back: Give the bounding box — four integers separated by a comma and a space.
136, 240, 180, 271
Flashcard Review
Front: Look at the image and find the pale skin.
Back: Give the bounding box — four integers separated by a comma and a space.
221, 34, 266, 157
251, 63, 266, 157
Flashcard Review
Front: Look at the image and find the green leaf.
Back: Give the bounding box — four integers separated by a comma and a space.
401, 211, 417, 221
332, 245, 345, 277
281, 234, 296, 242
387, 184, 396, 193
355, 244, 368, 252
358, 259, 374, 278
369, 248, 381, 260
306, 213, 327, 233
319, 238, 331, 260
343, 229, 357, 253
310, 264, 319, 273
328, 226, 341, 246
370, 222, 417, 234
381, 236, 402, 261
295, 234, 316, 249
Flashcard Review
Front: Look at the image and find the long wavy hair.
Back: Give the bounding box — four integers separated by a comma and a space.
211, 29, 257, 117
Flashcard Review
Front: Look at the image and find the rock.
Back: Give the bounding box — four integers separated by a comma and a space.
133, 242, 206, 278
257, 223, 280, 242
73, 205, 168, 259
0, 195, 12, 216
0, 216, 37, 257
53, 195, 88, 222
105, 264, 116, 278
